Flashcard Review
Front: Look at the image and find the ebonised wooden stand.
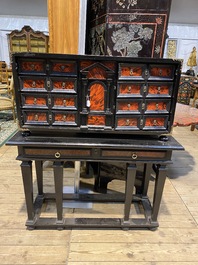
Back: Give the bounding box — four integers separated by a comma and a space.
7, 132, 184, 230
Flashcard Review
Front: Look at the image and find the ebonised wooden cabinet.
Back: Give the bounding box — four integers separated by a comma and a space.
12, 52, 181, 135
86, 0, 172, 58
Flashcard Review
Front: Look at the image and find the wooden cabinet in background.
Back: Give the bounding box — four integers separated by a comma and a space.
7, 26, 49, 57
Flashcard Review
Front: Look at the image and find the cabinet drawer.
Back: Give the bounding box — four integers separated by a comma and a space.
52, 95, 77, 110
116, 99, 141, 113
147, 83, 173, 97
145, 100, 170, 113
119, 64, 145, 79
23, 110, 49, 125
18, 59, 46, 74
50, 60, 77, 75
143, 116, 168, 130
115, 116, 139, 130
102, 149, 166, 160
21, 93, 48, 108
117, 82, 143, 96
149, 65, 175, 80
20, 77, 46, 91
52, 111, 77, 126
51, 77, 77, 93
24, 148, 91, 159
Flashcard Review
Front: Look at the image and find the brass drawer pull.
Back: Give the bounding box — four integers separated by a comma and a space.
127, 103, 131, 109
32, 81, 36, 88
126, 119, 130, 126
55, 152, 61, 158
34, 114, 38, 121
130, 68, 133, 75
157, 86, 161, 93
62, 82, 66, 88
128, 86, 131, 92
63, 99, 66, 107
33, 98, 37, 105
132, 153, 138, 159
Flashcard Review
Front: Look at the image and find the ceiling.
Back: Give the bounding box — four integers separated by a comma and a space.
0, 0, 198, 24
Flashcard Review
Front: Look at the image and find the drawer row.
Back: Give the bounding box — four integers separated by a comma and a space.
20, 93, 172, 114
17, 59, 176, 80
20, 110, 169, 130
22, 147, 168, 161
17, 76, 174, 97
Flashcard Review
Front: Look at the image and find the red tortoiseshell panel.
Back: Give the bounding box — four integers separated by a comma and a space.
120, 65, 142, 77
25, 96, 46, 106
53, 80, 75, 90
54, 98, 75, 107
80, 61, 94, 69
117, 118, 138, 127
21, 61, 44, 72
88, 115, 105, 125
23, 79, 45, 89
52, 62, 76, 73
148, 85, 170, 95
119, 84, 141, 95
90, 83, 104, 111
26, 113, 47, 122
150, 67, 172, 78
55, 114, 75, 122
117, 102, 139, 111
145, 117, 165, 127
87, 67, 107, 79
103, 62, 116, 71
146, 102, 167, 111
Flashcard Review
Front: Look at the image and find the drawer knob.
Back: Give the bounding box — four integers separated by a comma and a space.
32, 81, 36, 88
132, 153, 138, 159
130, 68, 133, 76
128, 86, 131, 92
63, 99, 66, 107
127, 103, 131, 109
126, 119, 130, 126
157, 86, 161, 93
62, 82, 66, 88
55, 152, 61, 158
33, 98, 37, 105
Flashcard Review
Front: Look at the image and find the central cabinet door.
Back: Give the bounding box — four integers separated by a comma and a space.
80, 61, 116, 130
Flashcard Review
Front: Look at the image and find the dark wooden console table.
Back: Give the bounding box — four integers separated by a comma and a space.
7, 132, 184, 230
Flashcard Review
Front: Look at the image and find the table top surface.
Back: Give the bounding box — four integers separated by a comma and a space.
7, 131, 184, 151
174, 103, 198, 127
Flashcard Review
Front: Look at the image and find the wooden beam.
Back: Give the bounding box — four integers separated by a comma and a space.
48, 0, 80, 54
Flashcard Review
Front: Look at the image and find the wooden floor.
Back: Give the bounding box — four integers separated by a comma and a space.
0, 126, 198, 264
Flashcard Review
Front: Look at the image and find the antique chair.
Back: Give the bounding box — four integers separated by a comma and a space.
0, 75, 16, 121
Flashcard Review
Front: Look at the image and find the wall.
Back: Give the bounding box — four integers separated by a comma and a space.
164, 23, 198, 75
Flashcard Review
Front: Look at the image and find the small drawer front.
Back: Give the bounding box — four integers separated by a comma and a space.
102, 149, 166, 160
51, 78, 77, 93
116, 100, 141, 113
147, 83, 172, 97
119, 64, 145, 79
87, 115, 106, 126
21, 93, 48, 108
117, 82, 142, 96
52, 95, 77, 110
19, 60, 46, 74
149, 65, 174, 79
24, 148, 91, 159
145, 100, 170, 113
115, 116, 139, 130
23, 111, 49, 125
50, 61, 77, 75
20, 77, 46, 91
143, 116, 168, 130
52, 112, 77, 126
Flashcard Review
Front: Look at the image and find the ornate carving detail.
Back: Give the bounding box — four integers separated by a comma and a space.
111, 25, 153, 57
167, 40, 177, 59
116, 0, 138, 9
